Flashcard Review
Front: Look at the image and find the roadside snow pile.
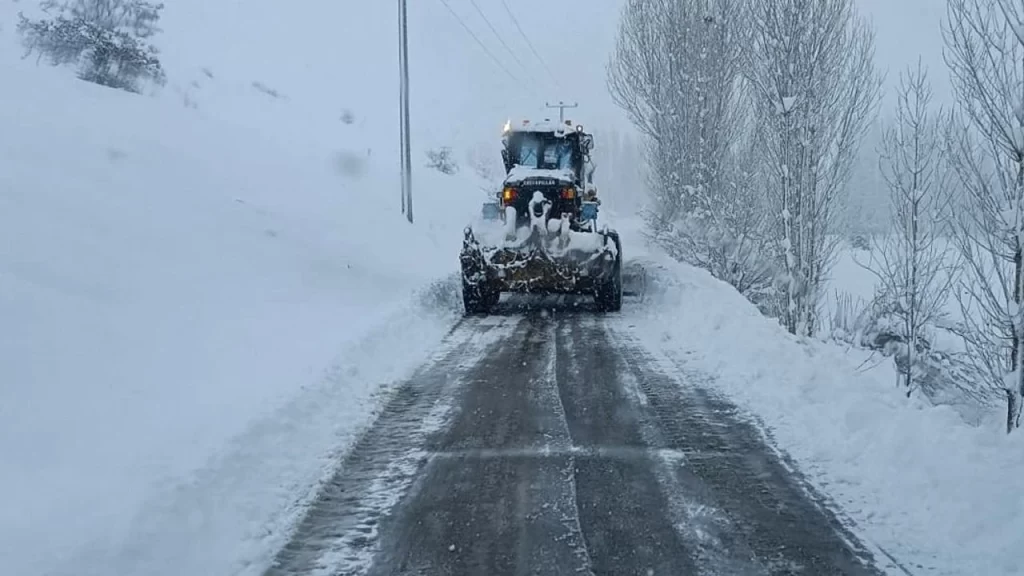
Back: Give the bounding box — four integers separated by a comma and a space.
0, 58, 477, 576
621, 226, 1024, 576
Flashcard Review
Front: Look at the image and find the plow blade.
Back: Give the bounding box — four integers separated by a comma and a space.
482, 247, 614, 294
460, 225, 622, 314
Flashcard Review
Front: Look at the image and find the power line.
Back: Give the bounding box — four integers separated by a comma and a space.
498, 0, 565, 93
467, 0, 537, 84
435, 0, 525, 87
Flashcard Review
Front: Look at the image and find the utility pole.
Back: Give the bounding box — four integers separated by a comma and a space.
545, 101, 578, 124
398, 0, 413, 223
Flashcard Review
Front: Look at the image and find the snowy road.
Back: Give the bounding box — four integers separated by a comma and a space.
265, 299, 884, 576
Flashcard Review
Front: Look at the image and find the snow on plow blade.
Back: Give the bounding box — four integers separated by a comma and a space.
460, 221, 623, 314
470, 243, 615, 294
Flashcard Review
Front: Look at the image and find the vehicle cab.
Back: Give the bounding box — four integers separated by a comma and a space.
495, 119, 597, 229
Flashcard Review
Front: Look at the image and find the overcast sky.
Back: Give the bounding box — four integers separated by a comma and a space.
855, 0, 952, 110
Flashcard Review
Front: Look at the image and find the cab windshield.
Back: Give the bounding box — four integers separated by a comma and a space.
510, 133, 575, 171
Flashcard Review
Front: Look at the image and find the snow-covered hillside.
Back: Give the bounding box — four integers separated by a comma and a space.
0, 37, 491, 575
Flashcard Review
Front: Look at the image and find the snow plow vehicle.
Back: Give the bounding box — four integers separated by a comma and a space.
460, 119, 622, 314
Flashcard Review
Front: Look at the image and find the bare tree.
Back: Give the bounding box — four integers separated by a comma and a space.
746, 0, 882, 336
856, 61, 956, 396
608, 0, 775, 304
943, 0, 1024, 432
653, 129, 780, 311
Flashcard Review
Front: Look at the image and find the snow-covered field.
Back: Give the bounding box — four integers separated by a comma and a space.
0, 39, 486, 576
618, 222, 1024, 576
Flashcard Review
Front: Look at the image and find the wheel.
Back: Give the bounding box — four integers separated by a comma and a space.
595, 268, 622, 311
595, 235, 623, 312
462, 278, 499, 315
485, 288, 501, 308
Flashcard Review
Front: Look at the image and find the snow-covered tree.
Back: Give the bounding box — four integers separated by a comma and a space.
857, 61, 956, 396
42, 0, 163, 38
18, 0, 165, 93
746, 0, 882, 336
607, 0, 775, 305
943, 0, 1024, 432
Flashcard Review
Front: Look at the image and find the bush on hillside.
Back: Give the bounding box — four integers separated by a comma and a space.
426, 146, 459, 175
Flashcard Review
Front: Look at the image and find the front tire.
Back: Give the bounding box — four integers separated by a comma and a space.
595, 269, 622, 312
463, 278, 499, 315
595, 235, 623, 312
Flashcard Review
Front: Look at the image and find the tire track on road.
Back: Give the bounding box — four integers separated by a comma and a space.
363, 314, 592, 576
554, 315, 704, 576
607, 321, 885, 576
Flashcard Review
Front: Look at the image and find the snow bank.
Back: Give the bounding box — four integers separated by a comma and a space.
0, 56, 477, 575
620, 225, 1024, 576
